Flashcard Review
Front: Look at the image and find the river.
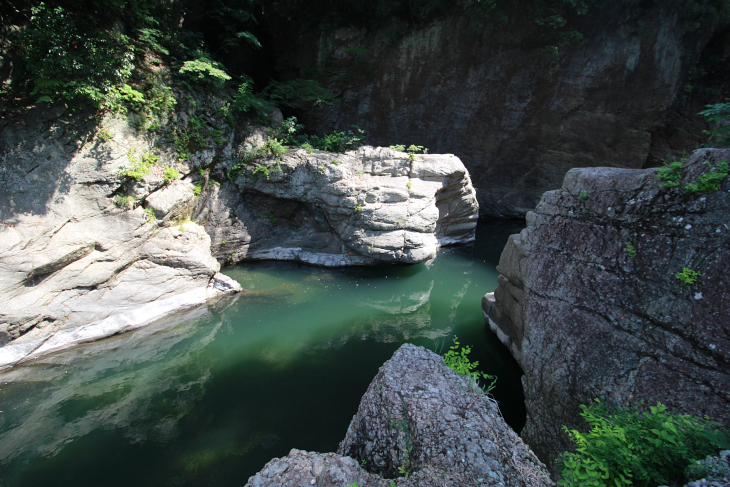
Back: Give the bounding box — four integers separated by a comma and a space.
0, 220, 524, 487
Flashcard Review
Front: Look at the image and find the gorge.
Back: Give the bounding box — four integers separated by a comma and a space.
1, 0, 729, 485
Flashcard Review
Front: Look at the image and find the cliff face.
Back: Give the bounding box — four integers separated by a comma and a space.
484, 148, 730, 469
277, 1, 726, 217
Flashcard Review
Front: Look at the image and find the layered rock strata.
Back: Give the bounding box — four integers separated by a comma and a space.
0, 109, 240, 369
484, 148, 730, 469
0, 105, 478, 367
246, 344, 553, 487
199, 146, 479, 266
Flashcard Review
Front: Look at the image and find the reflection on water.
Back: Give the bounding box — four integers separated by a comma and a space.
0, 221, 525, 487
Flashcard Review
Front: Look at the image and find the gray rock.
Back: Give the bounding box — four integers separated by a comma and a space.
682, 450, 730, 487
201, 146, 478, 266
0, 107, 240, 369
246, 344, 552, 487
485, 148, 730, 470
282, 5, 722, 217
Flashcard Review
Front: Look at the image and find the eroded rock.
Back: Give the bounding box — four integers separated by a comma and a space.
484, 148, 730, 470
199, 146, 479, 266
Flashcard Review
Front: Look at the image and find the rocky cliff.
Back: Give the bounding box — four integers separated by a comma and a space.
483, 148, 730, 469
0, 102, 478, 368
246, 344, 553, 486
273, 1, 728, 217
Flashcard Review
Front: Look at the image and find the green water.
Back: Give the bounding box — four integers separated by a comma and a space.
0, 221, 524, 487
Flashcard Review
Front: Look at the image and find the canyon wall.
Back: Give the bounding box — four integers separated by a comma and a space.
276, 1, 727, 217
484, 148, 730, 468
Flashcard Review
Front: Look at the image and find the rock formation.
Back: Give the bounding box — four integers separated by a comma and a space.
484, 148, 730, 469
274, 1, 727, 217
0, 102, 478, 368
246, 344, 552, 486
0, 108, 241, 369
199, 144, 478, 266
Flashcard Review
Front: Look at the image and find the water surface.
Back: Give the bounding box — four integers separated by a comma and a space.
0, 221, 524, 487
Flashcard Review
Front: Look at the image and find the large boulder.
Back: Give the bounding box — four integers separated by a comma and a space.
199, 146, 479, 266
245, 344, 553, 487
484, 148, 730, 469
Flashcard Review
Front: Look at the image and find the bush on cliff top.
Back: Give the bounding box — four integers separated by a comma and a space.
558, 399, 727, 487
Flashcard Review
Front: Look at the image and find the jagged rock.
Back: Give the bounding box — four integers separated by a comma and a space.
0, 107, 240, 369
484, 148, 730, 470
245, 344, 553, 487
199, 146, 478, 266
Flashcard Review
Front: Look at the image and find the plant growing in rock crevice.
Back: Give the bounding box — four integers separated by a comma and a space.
443, 336, 496, 393
676, 267, 701, 285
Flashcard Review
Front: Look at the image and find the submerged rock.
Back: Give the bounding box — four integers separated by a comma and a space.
199, 146, 479, 266
484, 148, 730, 470
245, 344, 552, 487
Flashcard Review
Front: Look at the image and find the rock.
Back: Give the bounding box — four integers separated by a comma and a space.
245, 344, 553, 487
681, 450, 730, 487
485, 148, 730, 470
278, 4, 724, 217
200, 146, 479, 266
246, 449, 391, 487
0, 99, 478, 366
0, 107, 240, 369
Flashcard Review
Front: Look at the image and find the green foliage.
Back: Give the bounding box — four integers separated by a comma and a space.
178, 56, 232, 88
676, 267, 701, 285
406, 145, 428, 161
262, 78, 335, 109
18, 3, 134, 107
625, 242, 636, 259
685, 160, 728, 194
97, 129, 114, 142
114, 195, 138, 208
260, 138, 289, 158
579, 189, 590, 201
122, 149, 158, 181
686, 453, 730, 481
268, 212, 277, 223
699, 100, 730, 146
558, 400, 721, 487
313, 127, 366, 153
407, 180, 413, 193
231, 75, 275, 118
658, 158, 685, 188
193, 182, 203, 196
390, 145, 406, 152
355, 203, 364, 212
443, 336, 497, 393
143, 207, 156, 222
163, 167, 180, 182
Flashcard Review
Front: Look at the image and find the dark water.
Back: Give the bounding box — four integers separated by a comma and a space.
0, 220, 525, 487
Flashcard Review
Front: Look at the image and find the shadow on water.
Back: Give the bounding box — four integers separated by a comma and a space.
0, 219, 525, 487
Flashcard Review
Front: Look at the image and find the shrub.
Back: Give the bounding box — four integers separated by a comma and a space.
658, 158, 684, 188
685, 160, 728, 194
699, 100, 730, 147
121, 150, 158, 181
558, 400, 722, 487
163, 167, 180, 182
178, 56, 231, 87
443, 336, 497, 393
18, 3, 134, 107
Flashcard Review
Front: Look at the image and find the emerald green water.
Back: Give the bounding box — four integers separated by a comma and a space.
0, 221, 524, 487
